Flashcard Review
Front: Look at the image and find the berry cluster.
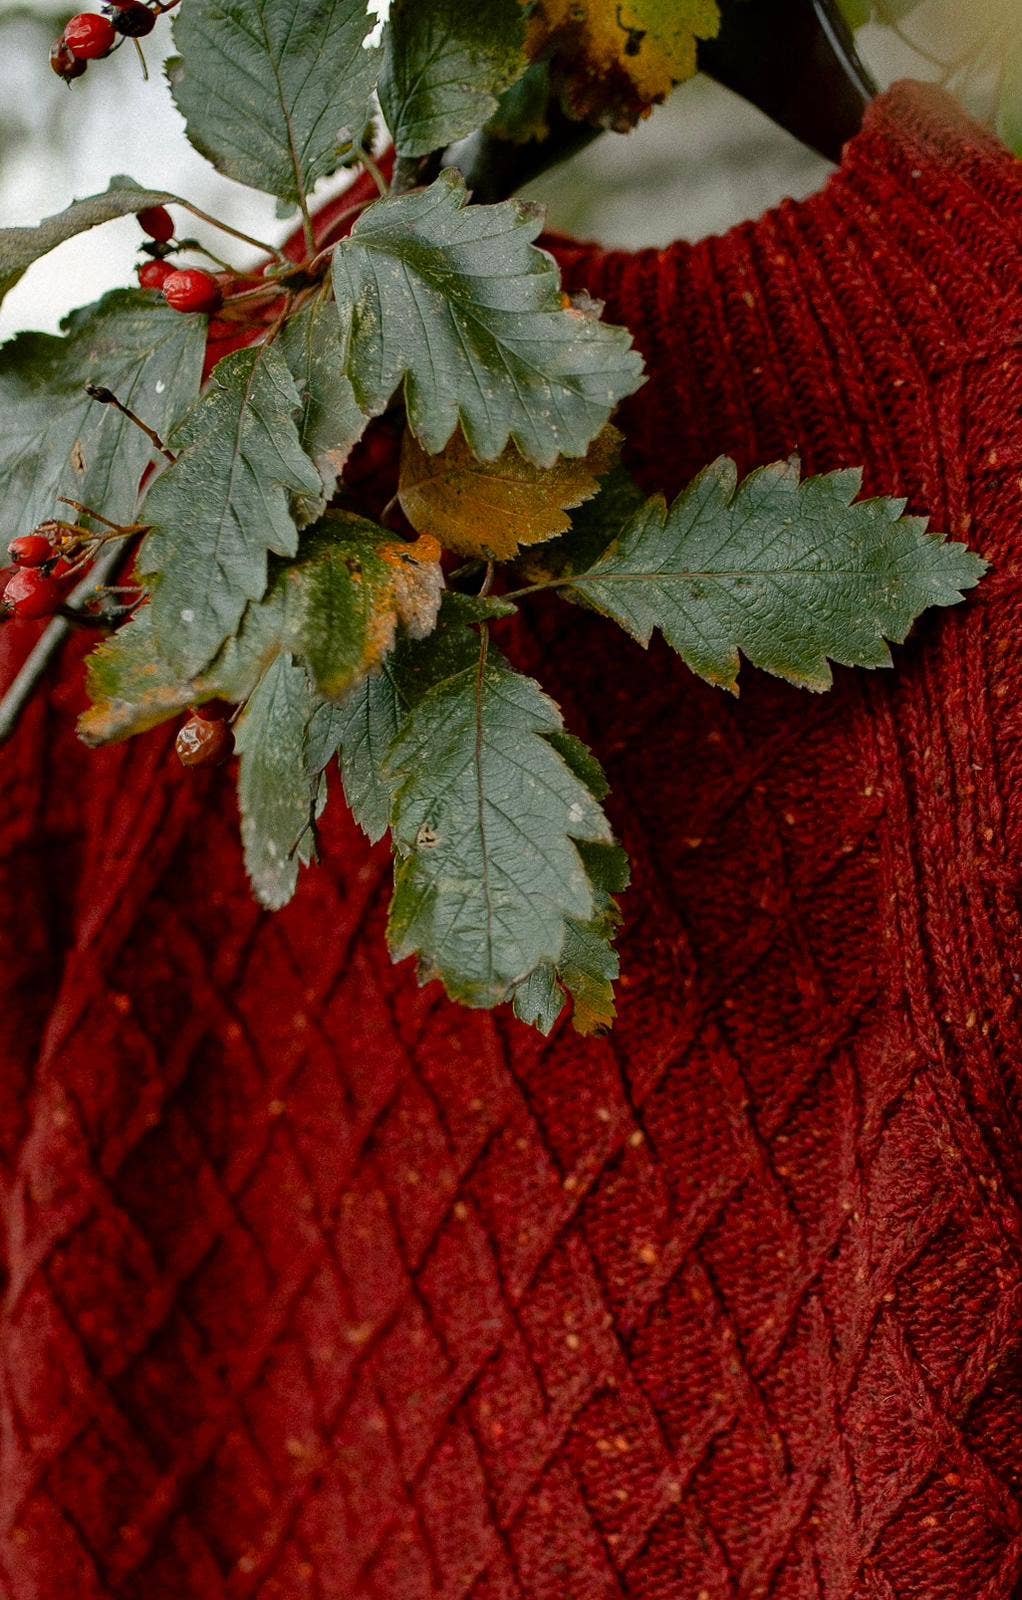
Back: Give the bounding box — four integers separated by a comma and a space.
131, 208, 226, 313
50, 2, 174, 84
1, 531, 71, 621
1, 506, 235, 767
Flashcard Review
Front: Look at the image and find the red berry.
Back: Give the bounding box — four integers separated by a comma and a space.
7, 535, 54, 567
138, 259, 173, 290
50, 37, 87, 79
176, 715, 233, 768
2, 568, 64, 620
110, 2, 155, 35
138, 205, 174, 243
162, 268, 224, 315
64, 13, 117, 58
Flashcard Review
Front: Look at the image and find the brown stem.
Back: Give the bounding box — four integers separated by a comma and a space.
56, 498, 148, 536
84, 384, 177, 463
176, 199, 285, 263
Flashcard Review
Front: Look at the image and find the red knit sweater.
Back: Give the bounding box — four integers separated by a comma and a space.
1, 83, 1020, 1600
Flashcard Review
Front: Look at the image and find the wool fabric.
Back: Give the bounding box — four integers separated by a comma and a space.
0, 82, 1020, 1600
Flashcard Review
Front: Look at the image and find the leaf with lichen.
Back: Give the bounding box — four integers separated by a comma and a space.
79, 517, 443, 742
283, 518, 443, 700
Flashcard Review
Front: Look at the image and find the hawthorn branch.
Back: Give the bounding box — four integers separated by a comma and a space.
393, 151, 443, 195
176, 199, 286, 263
452, 108, 600, 205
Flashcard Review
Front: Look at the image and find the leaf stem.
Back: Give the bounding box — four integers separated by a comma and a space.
299, 205, 317, 263
358, 145, 390, 197
305, 196, 376, 271
56, 497, 149, 538
497, 576, 569, 603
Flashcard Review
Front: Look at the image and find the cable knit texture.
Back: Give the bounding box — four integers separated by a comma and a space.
1, 84, 1021, 1599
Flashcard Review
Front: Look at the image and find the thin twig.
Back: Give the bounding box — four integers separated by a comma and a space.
177, 199, 285, 263
84, 384, 177, 463
174, 237, 238, 273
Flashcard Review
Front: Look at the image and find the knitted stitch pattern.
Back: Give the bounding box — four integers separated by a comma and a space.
0, 83, 1020, 1600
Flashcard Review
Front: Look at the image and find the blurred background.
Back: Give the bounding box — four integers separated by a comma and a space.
0, 0, 1017, 340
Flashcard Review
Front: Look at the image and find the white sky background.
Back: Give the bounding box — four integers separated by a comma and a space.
0, 0, 996, 341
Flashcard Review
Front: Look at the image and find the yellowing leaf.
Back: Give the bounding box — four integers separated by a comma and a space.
287, 525, 444, 700
398, 426, 620, 560
527, 0, 721, 130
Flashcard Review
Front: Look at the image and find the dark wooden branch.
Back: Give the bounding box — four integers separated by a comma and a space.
449, 106, 601, 206
700, 0, 876, 163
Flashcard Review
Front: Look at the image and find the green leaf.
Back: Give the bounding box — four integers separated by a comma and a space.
512, 739, 629, 1035
514, 839, 629, 1034
0, 290, 205, 537
520, 462, 646, 580
235, 654, 320, 909
560, 457, 986, 691
277, 298, 367, 526
169, 0, 380, 207
0, 177, 181, 308
308, 665, 405, 843
385, 619, 615, 1008
379, 0, 527, 157
140, 343, 322, 677
332, 170, 644, 466
308, 590, 498, 842
997, 29, 1022, 156
510, 964, 564, 1035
